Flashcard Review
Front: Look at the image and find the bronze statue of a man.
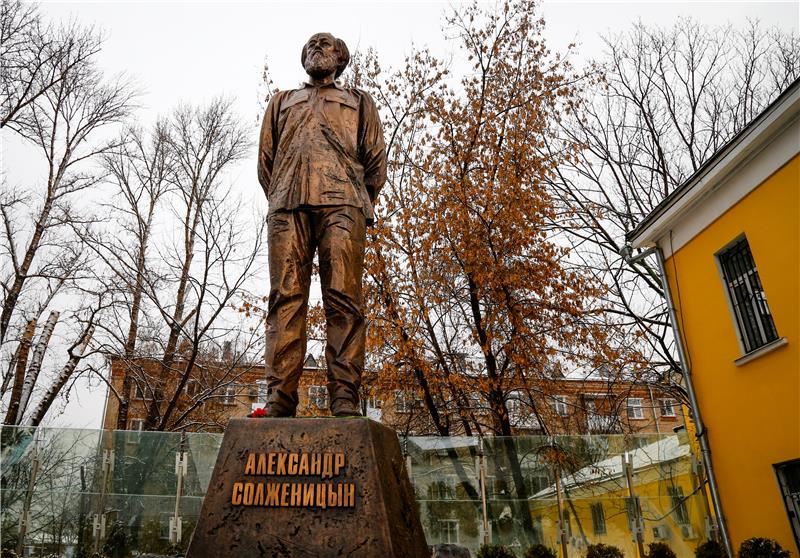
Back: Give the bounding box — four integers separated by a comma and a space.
257, 33, 386, 417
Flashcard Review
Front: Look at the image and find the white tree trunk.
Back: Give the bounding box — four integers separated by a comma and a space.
27, 323, 94, 427
17, 310, 60, 420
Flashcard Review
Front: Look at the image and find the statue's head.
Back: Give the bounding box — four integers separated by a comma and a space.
302, 33, 350, 79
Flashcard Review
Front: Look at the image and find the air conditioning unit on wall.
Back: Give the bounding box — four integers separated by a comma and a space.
652, 525, 670, 539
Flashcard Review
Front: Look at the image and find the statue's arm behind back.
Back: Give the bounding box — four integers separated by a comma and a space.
258, 92, 284, 198
358, 91, 388, 202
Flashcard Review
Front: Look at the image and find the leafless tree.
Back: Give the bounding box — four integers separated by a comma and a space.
0, 14, 135, 426
99, 98, 265, 432
0, 0, 102, 130
548, 18, 800, 395
75, 122, 175, 429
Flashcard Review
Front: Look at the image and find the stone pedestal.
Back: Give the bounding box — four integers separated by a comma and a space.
186, 417, 429, 558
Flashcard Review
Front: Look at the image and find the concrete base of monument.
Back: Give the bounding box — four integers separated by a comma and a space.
185, 417, 429, 558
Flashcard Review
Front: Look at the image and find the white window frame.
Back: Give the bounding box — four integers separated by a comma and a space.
307, 385, 329, 409
507, 390, 539, 428
256, 380, 268, 404
659, 398, 677, 418
222, 385, 237, 406
132, 382, 147, 400
366, 395, 383, 409
394, 390, 414, 414
626, 397, 645, 420
439, 519, 459, 544
552, 395, 569, 417
127, 419, 145, 443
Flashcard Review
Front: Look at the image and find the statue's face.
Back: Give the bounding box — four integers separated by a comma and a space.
304, 33, 338, 79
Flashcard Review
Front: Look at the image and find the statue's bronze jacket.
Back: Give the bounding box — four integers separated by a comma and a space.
258, 82, 387, 224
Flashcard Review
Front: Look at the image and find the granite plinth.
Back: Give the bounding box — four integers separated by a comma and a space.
185, 417, 428, 558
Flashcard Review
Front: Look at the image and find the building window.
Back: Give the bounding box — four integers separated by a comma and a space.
430, 475, 457, 500
525, 470, 551, 495
366, 395, 383, 409
256, 380, 268, 404
395, 390, 414, 414
551, 395, 568, 416
132, 383, 146, 400
127, 419, 145, 443
185, 379, 201, 398
626, 398, 645, 420
718, 237, 778, 353
668, 486, 691, 525
659, 398, 677, 418
222, 385, 237, 406
308, 385, 329, 409
590, 502, 607, 535
506, 391, 541, 429
467, 392, 485, 411
439, 519, 459, 544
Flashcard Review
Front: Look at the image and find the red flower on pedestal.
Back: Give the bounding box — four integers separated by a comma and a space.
249, 407, 267, 418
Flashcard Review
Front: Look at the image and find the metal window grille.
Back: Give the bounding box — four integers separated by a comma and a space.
590, 502, 607, 535
668, 486, 691, 525
719, 238, 778, 352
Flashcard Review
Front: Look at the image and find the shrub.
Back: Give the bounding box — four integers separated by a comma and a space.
477, 544, 517, 558
695, 540, 726, 558
648, 542, 677, 558
525, 545, 557, 558
586, 544, 625, 558
101, 521, 131, 558
738, 538, 790, 558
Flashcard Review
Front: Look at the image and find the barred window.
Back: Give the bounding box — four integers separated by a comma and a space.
590, 502, 607, 535
668, 486, 691, 525
718, 237, 778, 353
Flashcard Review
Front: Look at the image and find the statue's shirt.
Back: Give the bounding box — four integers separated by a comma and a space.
258, 83, 387, 224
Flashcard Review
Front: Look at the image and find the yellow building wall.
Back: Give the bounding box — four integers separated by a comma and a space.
529, 462, 706, 556
664, 154, 799, 549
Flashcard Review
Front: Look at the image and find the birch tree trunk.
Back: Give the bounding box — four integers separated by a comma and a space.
17, 310, 59, 418
27, 323, 95, 427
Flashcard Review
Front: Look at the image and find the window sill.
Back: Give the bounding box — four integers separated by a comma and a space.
735, 337, 788, 367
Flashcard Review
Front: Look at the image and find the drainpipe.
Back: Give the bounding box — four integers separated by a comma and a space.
647, 384, 661, 434
624, 244, 734, 557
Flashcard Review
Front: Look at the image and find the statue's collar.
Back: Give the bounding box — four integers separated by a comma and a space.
302, 79, 344, 90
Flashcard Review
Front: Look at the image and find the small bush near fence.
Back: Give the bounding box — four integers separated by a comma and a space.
586, 543, 625, 558
738, 538, 790, 558
647, 542, 677, 558
477, 544, 517, 558
525, 544, 557, 558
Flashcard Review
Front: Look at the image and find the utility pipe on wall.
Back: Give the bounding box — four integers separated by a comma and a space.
624, 244, 734, 557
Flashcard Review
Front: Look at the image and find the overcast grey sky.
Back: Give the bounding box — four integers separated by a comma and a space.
4, 0, 797, 428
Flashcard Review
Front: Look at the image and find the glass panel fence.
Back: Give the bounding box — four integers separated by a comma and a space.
2, 426, 714, 557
